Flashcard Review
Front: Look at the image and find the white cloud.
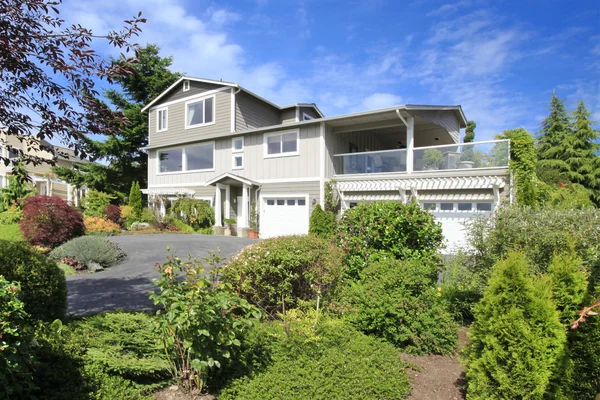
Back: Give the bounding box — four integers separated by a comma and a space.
209, 9, 241, 26
356, 93, 403, 112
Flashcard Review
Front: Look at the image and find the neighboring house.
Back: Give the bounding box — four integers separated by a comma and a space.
141, 76, 511, 249
0, 133, 88, 205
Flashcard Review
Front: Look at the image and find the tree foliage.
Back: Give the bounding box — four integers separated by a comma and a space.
309, 204, 335, 238
128, 181, 143, 219
464, 120, 476, 143
497, 128, 539, 206
1, 160, 33, 210
537, 91, 569, 162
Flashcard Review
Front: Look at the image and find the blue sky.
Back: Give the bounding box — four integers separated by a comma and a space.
61, 0, 600, 140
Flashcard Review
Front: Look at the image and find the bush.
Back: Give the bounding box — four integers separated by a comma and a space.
83, 189, 115, 218
171, 219, 195, 233
335, 201, 444, 278
103, 204, 122, 225
465, 252, 566, 400
548, 249, 588, 326
309, 204, 334, 238
49, 236, 125, 269
0, 240, 67, 321
128, 181, 143, 219
85, 216, 121, 234
20, 195, 85, 248
0, 205, 22, 224
120, 205, 135, 227
140, 207, 155, 223
336, 258, 457, 355
171, 198, 214, 230
222, 235, 344, 317
218, 312, 411, 400
0, 223, 22, 241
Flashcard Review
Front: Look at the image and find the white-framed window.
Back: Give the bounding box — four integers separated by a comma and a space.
264, 130, 299, 158
157, 142, 215, 174
302, 112, 314, 121
232, 154, 244, 169
458, 202, 473, 211
183, 80, 190, 92
423, 202, 436, 211
231, 136, 244, 169
156, 108, 168, 132
185, 95, 215, 129
440, 202, 454, 211
232, 137, 244, 153
476, 202, 493, 211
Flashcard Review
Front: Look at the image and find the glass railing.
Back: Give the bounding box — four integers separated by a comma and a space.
412, 140, 509, 172
333, 148, 407, 175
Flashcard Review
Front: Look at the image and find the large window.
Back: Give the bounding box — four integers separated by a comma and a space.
157, 142, 214, 174
186, 96, 215, 128
157, 108, 168, 132
158, 148, 183, 173
264, 131, 299, 157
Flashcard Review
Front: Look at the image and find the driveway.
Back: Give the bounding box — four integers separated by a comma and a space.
67, 234, 257, 316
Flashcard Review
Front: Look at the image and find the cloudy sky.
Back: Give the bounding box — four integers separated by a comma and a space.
61, 0, 599, 140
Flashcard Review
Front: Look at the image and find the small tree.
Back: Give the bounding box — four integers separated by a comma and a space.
1, 161, 33, 210
309, 204, 334, 238
497, 128, 538, 206
324, 180, 339, 213
465, 252, 566, 399
82, 189, 115, 217
128, 181, 143, 219
249, 201, 258, 231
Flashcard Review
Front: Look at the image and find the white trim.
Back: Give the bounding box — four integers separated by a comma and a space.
263, 130, 300, 159
156, 107, 168, 132
255, 177, 320, 184
142, 77, 235, 112
232, 154, 244, 170
232, 136, 244, 153
194, 196, 214, 206
319, 122, 325, 207
206, 172, 258, 187
184, 95, 216, 129
147, 177, 321, 188
183, 79, 190, 92
147, 86, 230, 112
230, 87, 235, 132
295, 107, 300, 122
156, 141, 216, 175
303, 112, 315, 121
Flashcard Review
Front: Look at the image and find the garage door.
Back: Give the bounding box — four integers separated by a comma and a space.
261, 196, 309, 238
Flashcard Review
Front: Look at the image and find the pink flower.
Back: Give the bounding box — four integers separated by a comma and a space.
558, 183, 565, 187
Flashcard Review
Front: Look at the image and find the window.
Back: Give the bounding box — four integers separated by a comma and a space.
267, 199, 275, 205
233, 155, 243, 169
276, 199, 285, 205
186, 96, 215, 128
440, 203, 454, 211
264, 131, 299, 157
287, 199, 296, 206
302, 112, 314, 121
186, 143, 214, 171
183, 80, 190, 91
298, 199, 306, 206
477, 202, 492, 211
157, 108, 168, 132
232, 137, 244, 152
458, 203, 473, 211
158, 148, 183, 173
423, 203, 436, 211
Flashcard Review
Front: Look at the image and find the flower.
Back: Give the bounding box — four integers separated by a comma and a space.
558, 183, 565, 187
164, 266, 173, 275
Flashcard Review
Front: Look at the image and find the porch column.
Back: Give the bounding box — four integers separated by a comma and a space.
406, 115, 414, 174
67, 183, 72, 204
45, 178, 50, 196
215, 184, 223, 227
241, 183, 250, 228
74, 188, 79, 207
224, 185, 231, 219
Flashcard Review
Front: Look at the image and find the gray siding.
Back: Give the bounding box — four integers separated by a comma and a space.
148, 90, 232, 148
279, 108, 297, 124
412, 111, 460, 143
162, 80, 226, 104
235, 91, 280, 131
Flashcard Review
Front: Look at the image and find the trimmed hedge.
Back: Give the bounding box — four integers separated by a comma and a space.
0, 240, 67, 321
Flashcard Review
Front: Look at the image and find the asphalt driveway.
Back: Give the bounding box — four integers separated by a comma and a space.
66, 234, 257, 315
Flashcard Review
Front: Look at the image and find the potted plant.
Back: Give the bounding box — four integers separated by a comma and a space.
248, 201, 259, 239
223, 218, 236, 236
423, 148, 444, 170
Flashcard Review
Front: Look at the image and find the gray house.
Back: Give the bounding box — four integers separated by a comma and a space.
141, 76, 510, 249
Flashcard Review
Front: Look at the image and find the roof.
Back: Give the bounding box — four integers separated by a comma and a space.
141, 76, 324, 117
205, 172, 258, 187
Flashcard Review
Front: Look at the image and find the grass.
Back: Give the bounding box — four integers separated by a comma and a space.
58, 263, 76, 275
0, 223, 22, 241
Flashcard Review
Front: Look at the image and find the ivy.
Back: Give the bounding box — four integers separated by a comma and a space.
497, 128, 538, 206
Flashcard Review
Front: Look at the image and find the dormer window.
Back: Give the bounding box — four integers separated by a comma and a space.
183, 80, 190, 92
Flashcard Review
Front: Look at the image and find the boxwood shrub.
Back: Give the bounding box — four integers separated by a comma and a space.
49, 236, 126, 269
221, 235, 344, 317
0, 240, 67, 321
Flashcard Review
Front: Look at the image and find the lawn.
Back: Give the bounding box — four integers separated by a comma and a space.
0, 223, 22, 241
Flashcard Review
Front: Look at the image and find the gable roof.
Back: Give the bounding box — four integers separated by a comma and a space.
141, 76, 324, 117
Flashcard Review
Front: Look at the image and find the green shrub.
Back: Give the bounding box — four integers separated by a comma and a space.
128, 181, 143, 219
335, 201, 444, 278
140, 207, 154, 223
0, 240, 67, 321
49, 236, 125, 269
197, 226, 213, 235
439, 252, 483, 323
83, 189, 115, 218
309, 204, 334, 238
423, 148, 444, 170
0, 223, 22, 241
0, 205, 21, 224
218, 312, 411, 400
548, 249, 588, 326
222, 235, 344, 317
465, 252, 566, 400
171, 219, 195, 233
171, 197, 214, 230
336, 258, 457, 355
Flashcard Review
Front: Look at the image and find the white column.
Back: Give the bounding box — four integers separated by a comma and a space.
67, 183, 72, 204
45, 178, 50, 196
224, 184, 231, 219
406, 115, 414, 174
74, 188, 79, 207
241, 184, 250, 228
215, 184, 223, 227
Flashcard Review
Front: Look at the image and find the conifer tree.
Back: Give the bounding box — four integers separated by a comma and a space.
129, 181, 143, 219
537, 92, 569, 162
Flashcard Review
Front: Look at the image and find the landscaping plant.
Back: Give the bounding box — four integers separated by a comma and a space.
49, 236, 126, 270
171, 197, 214, 230
83, 189, 115, 217
84, 216, 122, 234
309, 204, 335, 238
128, 181, 143, 219
150, 251, 261, 394
19, 195, 85, 248
0, 205, 22, 224
103, 204, 122, 225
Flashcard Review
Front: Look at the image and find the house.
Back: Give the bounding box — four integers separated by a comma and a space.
141, 76, 511, 249
0, 133, 88, 205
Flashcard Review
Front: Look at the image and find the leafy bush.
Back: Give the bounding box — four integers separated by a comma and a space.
335, 201, 444, 278
49, 236, 125, 269
222, 235, 344, 317
197, 226, 213, 235
171, 197, 214, 230
309, 204, 334, 238
171, 219, 195, 233
548, 249, 588, 325
0, 277, 35, 399
0, 223, 22, 241
103, 204, 122, 225
20, 195, 85, 248
150, 251, 261, 394
85, 216, 121, 234
336, 258, 457, 355
83, 189, 115, 217
0, 240, 67, 321
439, 251, 483, 323
0, 205, 21, 224
120, 205, 135, 227
140, 207, 155, 223
128, 181, 143, 219
218, 312, 411, 400
1, 160, 33, 210
465, 252, 565, 400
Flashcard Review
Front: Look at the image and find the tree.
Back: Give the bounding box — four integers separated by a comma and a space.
1, 160, 34, 210
0, 0, 145, 171
464, 120, 476, 143
537, 91, 570, 162
128, 181, 143, 219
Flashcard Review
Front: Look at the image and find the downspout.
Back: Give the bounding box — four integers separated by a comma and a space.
395, 109, 408, 127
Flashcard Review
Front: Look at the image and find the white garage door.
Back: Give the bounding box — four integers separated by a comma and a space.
261, 196, 309, 238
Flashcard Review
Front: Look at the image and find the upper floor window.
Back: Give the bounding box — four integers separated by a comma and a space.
157, 108, 168, 132
232, 137, 244, 153
158, 142, 215, 174
264, 131, 299, 158
302, 112, 314, 121
185, 96, 215, 129
183, 80, 190, 91
232, 137, 244, 170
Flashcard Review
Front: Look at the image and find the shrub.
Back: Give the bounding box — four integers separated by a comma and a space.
0, 240, 67, 321
439, 252, 483, 324
120, 205, 135, 227
171, 219, 195, 233
150, 251, 261, 394
128, 181, 143, 219
103, 204, 122, 225
222, 235, 344, 317
0, 223, 22, 241
197, 227, 214, 235
309, 204, 334, 238
171, 197, 214, 230
335, 201, 444, 278
548, 249, 588, 326
218, 312, 411, 400
20, 195, 85, 248
336, 258, 457, 355
423, 148, 444, 170
85, 216, 121, 234
49, 236, 125, 269
83, 189, 115, 217
140, 207, 155, 223
465, 252, 566, 400
0, 205, 22, 224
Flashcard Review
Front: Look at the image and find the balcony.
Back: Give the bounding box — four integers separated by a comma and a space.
333, 139, 509, 176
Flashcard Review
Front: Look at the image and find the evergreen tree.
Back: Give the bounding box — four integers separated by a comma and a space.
464, 120, 476, 143
129, 181, 143, 219
537, 92, 570, 162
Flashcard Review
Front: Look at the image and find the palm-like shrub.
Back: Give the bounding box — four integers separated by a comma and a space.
49, 236, 125, 269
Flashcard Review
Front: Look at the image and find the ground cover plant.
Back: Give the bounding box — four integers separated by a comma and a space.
49, 236, 126, 270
